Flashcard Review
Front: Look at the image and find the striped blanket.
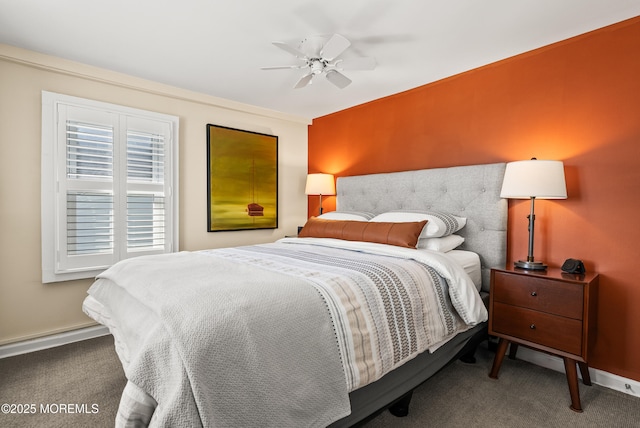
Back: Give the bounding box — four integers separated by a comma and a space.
204, 238, 487, 391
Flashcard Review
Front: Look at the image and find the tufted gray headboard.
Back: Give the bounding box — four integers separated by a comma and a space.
336, 163, 507, 292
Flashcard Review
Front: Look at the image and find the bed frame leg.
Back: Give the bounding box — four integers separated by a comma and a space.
388, 390, 413, 417
459, 348, 477, 364
459, 328, 488, 364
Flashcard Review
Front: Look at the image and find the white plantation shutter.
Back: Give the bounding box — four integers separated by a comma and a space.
127, 194, 165, 251
42, 92, 178, 283
127, 129, 164, 182
124, 117, 169, 255
66, 121, 114, 180
66, 192, 114, 256
66, 122, 115, 256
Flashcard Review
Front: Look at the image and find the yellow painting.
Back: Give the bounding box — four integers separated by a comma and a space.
206, 124, 278, 231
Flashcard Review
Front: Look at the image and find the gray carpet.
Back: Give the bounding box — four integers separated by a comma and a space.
0, 335, 125, 428
1, 335, 638, 427
364, 343, 640, 428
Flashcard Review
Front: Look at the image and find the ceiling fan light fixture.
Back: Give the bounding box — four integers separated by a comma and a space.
262, 33, 375, 89
310, 59, 325, 75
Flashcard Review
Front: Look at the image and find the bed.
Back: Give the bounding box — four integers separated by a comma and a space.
82, 162, 507, 427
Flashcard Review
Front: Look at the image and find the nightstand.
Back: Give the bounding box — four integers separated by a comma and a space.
488, 267, 599, 412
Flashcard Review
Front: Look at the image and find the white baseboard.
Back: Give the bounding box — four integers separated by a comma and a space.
516, 346, 640, 397
0, 325, 110, 359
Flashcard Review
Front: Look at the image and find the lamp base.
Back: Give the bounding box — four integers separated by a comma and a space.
514, 260, 547, 270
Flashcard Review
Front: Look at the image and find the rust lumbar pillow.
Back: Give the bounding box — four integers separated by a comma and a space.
298, 217, 428, 249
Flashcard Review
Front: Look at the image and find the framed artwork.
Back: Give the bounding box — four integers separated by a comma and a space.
206, 124, 278, 232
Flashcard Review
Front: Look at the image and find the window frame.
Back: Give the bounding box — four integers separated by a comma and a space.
41, 91, 179, 283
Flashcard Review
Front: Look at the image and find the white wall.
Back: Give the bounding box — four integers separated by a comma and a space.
0, 44, 310, 345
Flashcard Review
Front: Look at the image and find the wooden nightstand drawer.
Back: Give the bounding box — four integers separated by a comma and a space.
492, 302, 583, 355
493, 271, 583, 319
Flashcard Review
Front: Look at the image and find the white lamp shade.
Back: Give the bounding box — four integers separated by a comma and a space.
305, 173, 336, 196
500, 160, 567, 199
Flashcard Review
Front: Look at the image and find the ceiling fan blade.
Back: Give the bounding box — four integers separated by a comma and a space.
294, 73, 314, 89
272, 42, 307, 59
325, 70, 351, 89
337, 57, 377, 70
260, 65, 302, 70
321, 34, 351, 60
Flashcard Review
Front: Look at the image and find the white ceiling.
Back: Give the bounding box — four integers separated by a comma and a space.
1, 0, 639, 121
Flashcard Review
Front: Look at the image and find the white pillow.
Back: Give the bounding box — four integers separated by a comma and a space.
370, 211, 466, 238
417, 234, 465, 252
317, 210, 375, 221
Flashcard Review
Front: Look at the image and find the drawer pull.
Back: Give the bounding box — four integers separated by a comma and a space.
531, 291, 537, 297
530, 324, 536, 330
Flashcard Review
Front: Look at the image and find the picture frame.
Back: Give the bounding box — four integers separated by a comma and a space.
206, 124, 278, 232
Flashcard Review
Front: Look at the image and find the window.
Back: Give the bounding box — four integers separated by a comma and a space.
41, 92, 179, 283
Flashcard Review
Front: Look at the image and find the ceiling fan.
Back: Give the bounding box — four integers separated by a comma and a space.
261, 33, 376, 89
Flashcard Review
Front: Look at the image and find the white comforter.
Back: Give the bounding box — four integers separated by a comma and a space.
83, 238, 487, 427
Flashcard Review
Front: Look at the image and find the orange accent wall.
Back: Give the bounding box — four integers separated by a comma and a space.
308, 16, 640, 382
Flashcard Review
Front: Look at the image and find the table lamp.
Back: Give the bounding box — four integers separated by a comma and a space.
305, 173, 335, 216
500, 158, 567, 270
